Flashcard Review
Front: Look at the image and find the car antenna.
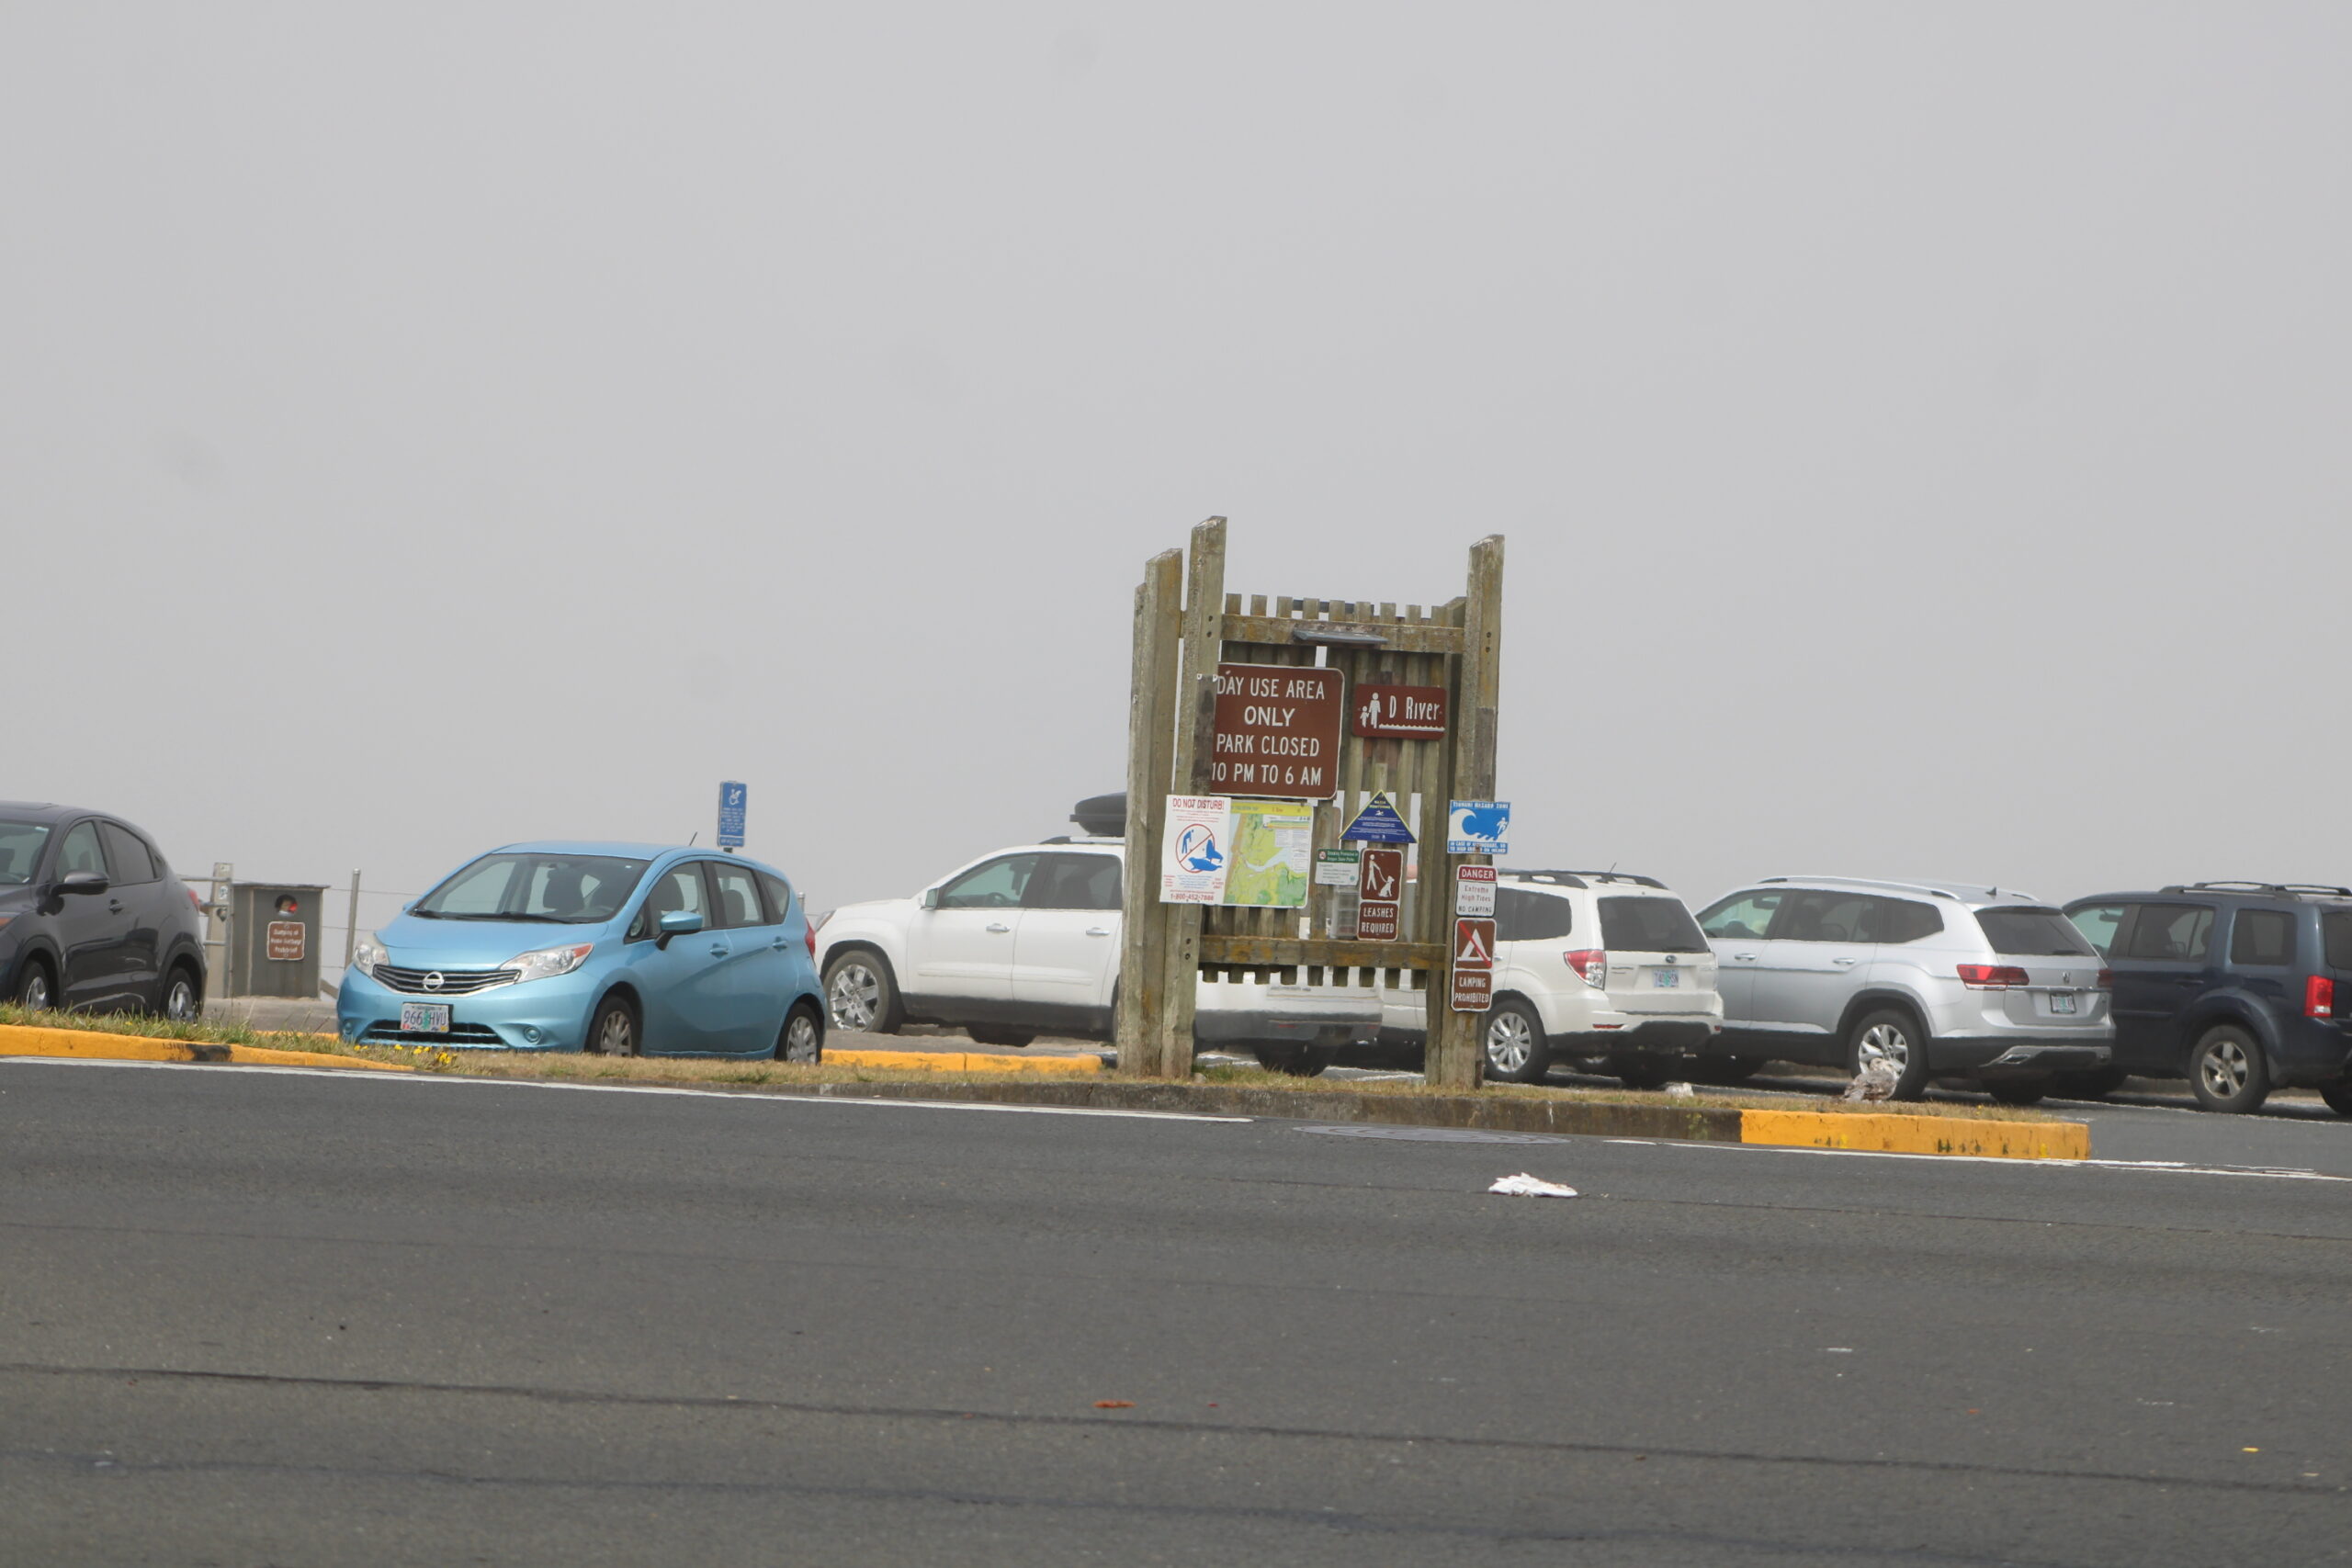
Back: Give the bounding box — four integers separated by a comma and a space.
687, 831, 699, 846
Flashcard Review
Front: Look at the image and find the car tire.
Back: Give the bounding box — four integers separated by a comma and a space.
2188, 1023, 2270, 1114
1251, 1043, 1337, 1077
12, 956, 56, 1013
1848, 1008, 1932, 1101
1480, 1000, 1549, 1084
967, 1025, 1036, 1047
1983, 1078, 2048, 1107
777, 1000, 824, 1063
2052, 1066, 2128, 1100
588, 994, 640, 1058
161, 964, 201, 1023
823, 951, 904, 1035
2319, 1081, 2352, 1118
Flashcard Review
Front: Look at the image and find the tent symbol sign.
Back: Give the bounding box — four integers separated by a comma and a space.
1453, 918, 1496, 971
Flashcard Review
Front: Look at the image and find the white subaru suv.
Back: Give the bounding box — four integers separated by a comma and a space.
1377, 871, 1724, 1085
814, 838, 1379, 1072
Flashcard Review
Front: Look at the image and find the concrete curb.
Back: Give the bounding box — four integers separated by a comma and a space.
0, 1023, 411, 1073
825, 1048, 1102, 1077
765, 1078, 2088, 1158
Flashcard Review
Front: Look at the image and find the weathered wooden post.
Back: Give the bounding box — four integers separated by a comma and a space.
1118, 520, 1504, 1086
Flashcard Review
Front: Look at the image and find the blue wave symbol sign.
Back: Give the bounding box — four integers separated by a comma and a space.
1447, 800, 1509, 854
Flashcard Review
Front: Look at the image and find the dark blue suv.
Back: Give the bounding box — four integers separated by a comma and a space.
2063, 884, 2352, 1115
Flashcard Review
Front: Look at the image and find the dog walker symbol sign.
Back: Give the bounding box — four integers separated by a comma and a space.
718, 781, 748, 850
1446, 800, 1510, 856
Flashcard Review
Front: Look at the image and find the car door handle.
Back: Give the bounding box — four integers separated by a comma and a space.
986, 922, 1012, 934
1731, 953, 1758, 962
1085, 927, 1112, 937
1832, 956, 1859, 966
709, 942, 729, 957
771, 937, 789, 950
107, 900, 123, 913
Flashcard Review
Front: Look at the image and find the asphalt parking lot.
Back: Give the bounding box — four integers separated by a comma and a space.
6, 1055, 2351, 1566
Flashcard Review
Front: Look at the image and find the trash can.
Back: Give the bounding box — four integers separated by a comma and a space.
228, 883, 329, 998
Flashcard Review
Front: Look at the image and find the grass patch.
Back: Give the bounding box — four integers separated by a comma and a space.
1186, 1063, 2058, 1119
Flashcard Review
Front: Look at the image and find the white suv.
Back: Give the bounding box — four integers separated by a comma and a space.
1377, 871, 1724, 1085
814, 839, 1379, 1072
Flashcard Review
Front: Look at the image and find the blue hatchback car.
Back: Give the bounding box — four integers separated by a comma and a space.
337, 841, 824, 1059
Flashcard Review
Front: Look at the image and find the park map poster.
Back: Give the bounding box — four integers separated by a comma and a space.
1159, 795, 1313, 908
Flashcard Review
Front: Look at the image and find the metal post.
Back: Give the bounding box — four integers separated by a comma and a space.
345, 871, 361, 970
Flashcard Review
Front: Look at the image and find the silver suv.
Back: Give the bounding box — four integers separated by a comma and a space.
1691, 876, 2113, 1104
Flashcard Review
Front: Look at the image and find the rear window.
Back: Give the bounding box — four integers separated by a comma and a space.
1599, 896, 1709, 953
2229, 909, 2296, 966
1974, 907, 2098, 957
1497, 887, 1575, 942
2326, 912, 2352, 971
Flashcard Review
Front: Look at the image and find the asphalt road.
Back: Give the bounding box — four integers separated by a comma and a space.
6, 1060, 2350, 1566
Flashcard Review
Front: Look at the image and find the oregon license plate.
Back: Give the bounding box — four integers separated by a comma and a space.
1652, 968, 1680, 988
399, 1001, 451, 1032
2050, 992, 2077, 1015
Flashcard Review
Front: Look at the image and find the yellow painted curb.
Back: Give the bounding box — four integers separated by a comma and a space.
826, 1048, 1103, 1077
0, 1023, 411, 1072
1740, 1108, 2087, 1160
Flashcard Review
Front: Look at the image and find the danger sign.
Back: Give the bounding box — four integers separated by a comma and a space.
1453, 917, 1496, 970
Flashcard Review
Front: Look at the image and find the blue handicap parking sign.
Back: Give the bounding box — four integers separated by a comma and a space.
718, 781, 748, 848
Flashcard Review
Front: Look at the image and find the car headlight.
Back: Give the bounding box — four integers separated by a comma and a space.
351, 938, 388, 979
508, 942, 595, 984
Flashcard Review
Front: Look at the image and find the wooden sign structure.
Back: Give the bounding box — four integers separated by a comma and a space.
1116, 517, 1504, 1089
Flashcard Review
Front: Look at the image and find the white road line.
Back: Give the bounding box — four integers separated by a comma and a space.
0, 1056, 1253, 1123
1600, 1134, 2352, 1182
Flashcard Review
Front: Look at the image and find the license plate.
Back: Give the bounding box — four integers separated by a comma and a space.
1652, 968, 1680, 988
2049, 991, 2077, 1015
400, 1002, 451, 1032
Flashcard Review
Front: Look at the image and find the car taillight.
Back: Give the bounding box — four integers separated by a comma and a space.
2307, 975, 2335, 1019
805, 923, 818, 960
187, 886, 204, 910
1957, 964, 2031, 989
2095, 968, 2113, 990
1565, 949, 1607, 987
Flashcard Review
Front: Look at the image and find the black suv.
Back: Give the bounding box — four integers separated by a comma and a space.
0, 802, 209, 1019
2063, 883, 2352, 1115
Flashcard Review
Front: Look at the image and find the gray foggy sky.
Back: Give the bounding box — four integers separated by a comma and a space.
6, 4, 2348, 944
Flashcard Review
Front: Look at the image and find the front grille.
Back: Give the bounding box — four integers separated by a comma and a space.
372, 964, 520, 995
360, 1022, 508, 1048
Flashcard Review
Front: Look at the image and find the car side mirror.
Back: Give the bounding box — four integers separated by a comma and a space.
57, 871, 109, 897
921, 887, 942, 910
656, 908, 704, 948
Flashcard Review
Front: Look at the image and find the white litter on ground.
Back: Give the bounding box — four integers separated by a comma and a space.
1664, 1082, 1695, 1099
1488, 1172, 1579, 1198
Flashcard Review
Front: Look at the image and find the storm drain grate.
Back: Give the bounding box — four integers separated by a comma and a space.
1295, 1123, 1567, 1145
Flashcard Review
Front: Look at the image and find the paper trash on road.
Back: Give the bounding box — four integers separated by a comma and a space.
1488, 1173, 1578, 1198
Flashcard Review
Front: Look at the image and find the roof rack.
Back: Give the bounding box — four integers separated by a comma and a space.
1753, 875, 2024, 903
1505, 869, 1667, 890
2162, 880, 2352, 897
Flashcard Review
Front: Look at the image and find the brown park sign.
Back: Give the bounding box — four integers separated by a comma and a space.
1211, 663, 1344, 799
1353, 682, 1448, 739
266, 919, 306, 963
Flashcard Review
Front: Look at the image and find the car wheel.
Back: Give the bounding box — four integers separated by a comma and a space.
588, 995, 639, 1058
967, 1025, 1036, 1047
1480, 1000, 1548, 1084
161, 964, 201, 1023
1848, 1009, 1932, 1101
12, 957, 55, 1013
1984, 1078, 2048, 1107
2052, 1066, 2128, 1100
1251, 1043, 1337, 1077
776, 1000, 824, 1063
2188, 1023, 2269, 1114
2319, 1081, 2352, 1118
823, 951, 904, 1035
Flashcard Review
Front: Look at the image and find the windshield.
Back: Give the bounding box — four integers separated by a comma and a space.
413, 853, 650, 923
1975, 907, 2098, 957
0, 821, 51, 886
1599, 895, 1710, 953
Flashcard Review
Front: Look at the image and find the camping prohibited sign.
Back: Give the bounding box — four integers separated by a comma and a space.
1452, 915, 1497, 1013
